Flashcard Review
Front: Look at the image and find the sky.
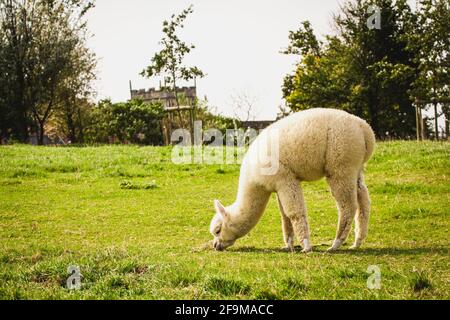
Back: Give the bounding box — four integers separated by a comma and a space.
85, 0, 347, 120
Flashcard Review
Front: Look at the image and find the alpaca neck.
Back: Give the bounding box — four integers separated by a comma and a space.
229, 182, 270, 238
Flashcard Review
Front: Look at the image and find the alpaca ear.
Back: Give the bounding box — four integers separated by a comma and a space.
214, 200, 228, 219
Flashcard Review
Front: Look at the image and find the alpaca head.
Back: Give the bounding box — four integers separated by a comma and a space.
210, 200, 238, 251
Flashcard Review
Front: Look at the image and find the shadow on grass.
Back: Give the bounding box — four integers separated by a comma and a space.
229, 245, 449, 256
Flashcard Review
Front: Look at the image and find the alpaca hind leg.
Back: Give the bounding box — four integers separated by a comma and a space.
277, 194, 295, 252
277, 181, 312, 253
350, 173, 371, 249
327, 175, 358, 251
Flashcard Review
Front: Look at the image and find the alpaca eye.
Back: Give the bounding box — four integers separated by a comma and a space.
214, 227, 221, 235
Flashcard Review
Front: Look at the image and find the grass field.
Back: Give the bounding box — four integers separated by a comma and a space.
0, 141, 449, 300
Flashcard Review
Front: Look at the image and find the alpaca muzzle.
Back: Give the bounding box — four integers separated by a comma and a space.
213, 240, 224, 251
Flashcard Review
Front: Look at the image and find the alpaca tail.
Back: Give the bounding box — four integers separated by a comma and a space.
361, 121, 376, 164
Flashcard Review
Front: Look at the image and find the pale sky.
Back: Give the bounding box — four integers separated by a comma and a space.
85, 0, 346, 120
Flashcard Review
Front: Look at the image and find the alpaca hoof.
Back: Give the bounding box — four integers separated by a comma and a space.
326, 239, 342, 253
301, 247, 313, 254
301, 239, 312, 253
349, 240, 362, 250
282, 246, 295, 253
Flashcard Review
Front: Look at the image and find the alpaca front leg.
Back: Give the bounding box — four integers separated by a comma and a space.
277, 195, 294, 252
277, 182, 312, 253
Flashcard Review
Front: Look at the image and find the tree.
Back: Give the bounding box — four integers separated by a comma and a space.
281, 21, 322, 57
409, 0, 450, 140
0, 0, 32, 142
195, 98, 238, 137
0, 0, 96, 144
282, 35, 352, 112
282, 0, 420, 139
141, 5, 204, 128
0, 24, 7, 142
56, 39, 97, 143
56, 98, 94, 144
230, 90, 260, 122
335, 0, 419, 138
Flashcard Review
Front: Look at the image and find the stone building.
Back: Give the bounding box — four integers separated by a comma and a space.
130, 84, 198, 145
130, 85, 197, 111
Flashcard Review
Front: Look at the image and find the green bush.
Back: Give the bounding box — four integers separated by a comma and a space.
85, 99, 166, 145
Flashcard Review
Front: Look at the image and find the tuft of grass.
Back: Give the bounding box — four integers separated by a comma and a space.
143, 180, 158, 189
168, 273, 200, 288
216, 168, 226, 174
204, 276, 250, 296
282, 278, 308, 292
119, 180, 158, 190
335, 268, 366, 280
410, 269, 433, 293
119, 180, 135, 189
106, 275, 130, 290
117, 260, 149, 275
254, 289, 280, 300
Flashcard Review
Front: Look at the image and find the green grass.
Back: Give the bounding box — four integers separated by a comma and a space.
0, 141, 449, 300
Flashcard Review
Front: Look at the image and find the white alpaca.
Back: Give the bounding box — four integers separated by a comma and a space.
210, 108, 375, 252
